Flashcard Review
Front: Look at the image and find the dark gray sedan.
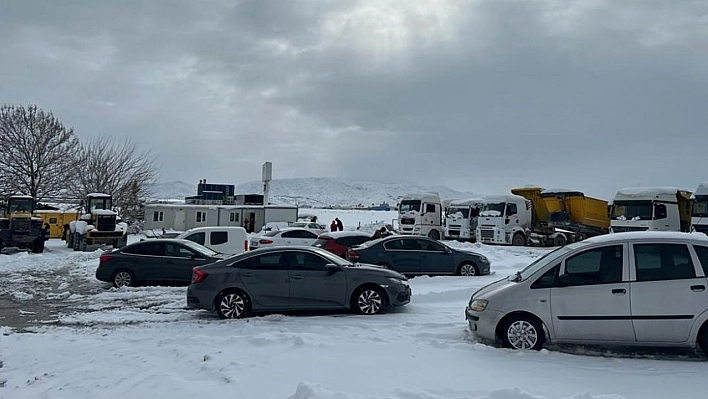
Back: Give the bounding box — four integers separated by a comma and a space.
187, 246, 411, 319
96, 239, 230, 287
347, 235, 491, 276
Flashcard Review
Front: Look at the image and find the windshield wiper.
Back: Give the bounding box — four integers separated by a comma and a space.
512, 271, 522, 282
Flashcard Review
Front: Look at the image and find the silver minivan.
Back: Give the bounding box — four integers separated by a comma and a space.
466, 232, 708, 353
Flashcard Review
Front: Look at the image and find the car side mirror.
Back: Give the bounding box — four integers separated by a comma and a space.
325, 263, 341, 274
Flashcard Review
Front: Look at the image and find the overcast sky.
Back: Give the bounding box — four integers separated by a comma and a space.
1, 0, 707, 200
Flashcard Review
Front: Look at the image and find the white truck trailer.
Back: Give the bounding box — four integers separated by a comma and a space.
397, 192, 444, 240
444, 198, 484, 241
610, 187, 691, 233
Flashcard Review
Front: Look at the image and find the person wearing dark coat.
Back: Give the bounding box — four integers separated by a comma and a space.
335, 218, 343, 231
330, 220, 337, 232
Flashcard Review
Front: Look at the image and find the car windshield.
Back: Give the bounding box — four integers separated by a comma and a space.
692, 198, 708, 217
446, 207, 469, 218
399, 200, 421, 213
515, 246, 574, 281
181, 240, 220, 257
611, 200, 653, 220
480, 203, 505, 217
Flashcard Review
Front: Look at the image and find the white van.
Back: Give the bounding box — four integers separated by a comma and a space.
176, 226, 249, 255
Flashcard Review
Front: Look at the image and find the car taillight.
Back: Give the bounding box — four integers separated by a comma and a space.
259, 239, 274, 244
347, 249, 360, 261
99, 254, 112, 263
192, 268, 208, 284
244, 240, 249, 251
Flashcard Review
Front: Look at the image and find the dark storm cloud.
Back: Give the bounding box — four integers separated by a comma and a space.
1, 0, 707, 200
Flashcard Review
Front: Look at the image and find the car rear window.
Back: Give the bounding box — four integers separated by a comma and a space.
312, 238, 330, 248
264, 231, 281, 237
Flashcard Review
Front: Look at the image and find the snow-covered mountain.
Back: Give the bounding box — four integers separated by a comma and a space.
151, 178, 478, 207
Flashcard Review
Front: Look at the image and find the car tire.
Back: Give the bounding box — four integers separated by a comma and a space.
353, 286, 387, 315
501, 315, 544, 350
512, 233, 526, 247
112, 269, 135, 288
216, 289, 249, 319
698, 325, 708, 356
458, 262, 477, 277
428, 230, 440, 240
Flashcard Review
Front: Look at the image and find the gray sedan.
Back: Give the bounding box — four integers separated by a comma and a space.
347, 235, 491, 276
187, 246, 411, 319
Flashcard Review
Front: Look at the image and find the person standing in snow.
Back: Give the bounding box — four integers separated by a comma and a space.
330, 220, 337, 232
335, 218, 343, 231
243, 218, 250, 233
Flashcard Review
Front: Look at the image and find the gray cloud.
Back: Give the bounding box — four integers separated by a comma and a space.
1, 0, 707, 200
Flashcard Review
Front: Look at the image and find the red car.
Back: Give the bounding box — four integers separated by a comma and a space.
312, 231, 374, 258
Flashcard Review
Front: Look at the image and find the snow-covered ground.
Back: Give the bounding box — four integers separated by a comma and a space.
1, 211, 707, 399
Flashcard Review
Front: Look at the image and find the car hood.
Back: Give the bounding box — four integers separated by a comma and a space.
346, 262, 406, 279
470, 277, 515, 300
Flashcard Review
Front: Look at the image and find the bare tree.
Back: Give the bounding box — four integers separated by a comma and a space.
68, 137, 156, 216
0, 104, 80, 201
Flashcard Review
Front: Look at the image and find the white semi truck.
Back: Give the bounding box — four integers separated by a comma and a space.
397, 192, 444, 240
610, 187, 691, 233
444, 198, 484, 241
691, 182, 708, 235
475, 194, 531, 246
476, 187, 610, 246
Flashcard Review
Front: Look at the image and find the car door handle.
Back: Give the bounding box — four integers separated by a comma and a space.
611, 288, 626, 295
691, 285, 706, 292
241, 272, 255, 277
290, 275, 305, 280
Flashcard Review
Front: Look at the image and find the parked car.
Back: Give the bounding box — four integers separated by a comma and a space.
312, 230, 374, 258
187, 246, 411, 318
177, 226, 249, 255
290, 221, 326, 233
346, 235, 490, 276
466, 231, 708, 354
96, 239, 230, 287
249, 228, 319, 250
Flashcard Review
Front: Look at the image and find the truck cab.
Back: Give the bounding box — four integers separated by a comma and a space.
444, 198, 483, 241
691, 181, 708, 235
610, 187, 691, 233
0, 194, 47, 253
475, 195, 530, 246
397, 193, 444, 240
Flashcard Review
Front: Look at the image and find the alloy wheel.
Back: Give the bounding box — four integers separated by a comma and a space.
459, 263, 476, 276
114, 271, 132, 287
506, 320, 538, 350
219, 293, 246, 319
357, 289, 383, 314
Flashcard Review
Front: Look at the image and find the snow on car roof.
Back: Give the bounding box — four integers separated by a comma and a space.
87, 193, 112, 198
584, 231, 708, 244
317, 230, 372, 238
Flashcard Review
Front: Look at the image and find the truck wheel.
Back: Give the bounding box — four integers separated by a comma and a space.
79, 236, 88, 251
428, 230, 440, 240
30, 238, 45, 254
512, 233, 526, 246
553, 235, 566, 247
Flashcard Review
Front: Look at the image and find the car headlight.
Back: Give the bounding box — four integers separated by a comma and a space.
388, 278, 408, 286
470, 299, 488, 312
478, 255, 489, 264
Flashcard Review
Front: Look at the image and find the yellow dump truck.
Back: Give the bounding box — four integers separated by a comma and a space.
35, 210, 80, 239
511, 187, 609, 245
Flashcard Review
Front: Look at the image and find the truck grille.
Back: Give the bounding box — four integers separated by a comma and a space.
400, 218, 415, 225
480, 229, 494, 239
97, 216, 116, 231
10, 218, 31, 231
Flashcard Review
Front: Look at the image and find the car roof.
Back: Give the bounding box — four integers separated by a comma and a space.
583, 231, 708, 245
181, 226, 246, 233
130, 238, 195, 246
318, 231, 372, 239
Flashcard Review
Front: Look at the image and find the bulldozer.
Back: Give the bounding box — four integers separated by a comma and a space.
0, 194, 48, 253
65, 193, 127, 251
